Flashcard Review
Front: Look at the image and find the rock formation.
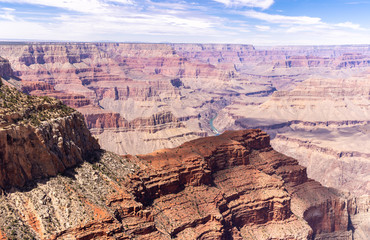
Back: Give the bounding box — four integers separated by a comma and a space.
0, 43, 220, 154
0, 104, 358, 240
0, 44, 369, 231
0, 82, 99, 189
0, 57, 13, 79
0, 79, 364, 238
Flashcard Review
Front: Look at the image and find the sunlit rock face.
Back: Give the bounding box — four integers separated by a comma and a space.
0, 43, 369, 198
0, 128, 356, 239
0, 49, 368, 237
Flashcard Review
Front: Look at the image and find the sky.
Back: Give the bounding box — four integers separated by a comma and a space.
0, 0, 369, 45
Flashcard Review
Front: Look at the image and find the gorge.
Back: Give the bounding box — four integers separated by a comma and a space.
0, 42, 369, 239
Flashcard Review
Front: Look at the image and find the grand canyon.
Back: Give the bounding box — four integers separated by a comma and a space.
0, 42, 369, 239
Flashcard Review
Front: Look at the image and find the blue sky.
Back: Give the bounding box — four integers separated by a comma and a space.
0, 0, 369, 45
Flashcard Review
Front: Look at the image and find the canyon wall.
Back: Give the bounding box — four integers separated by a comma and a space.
0, 125, 357, 239
0, 83, 99, 189
0, 43, 369, 207
0, 77, 365, 238
0, 57, 13, 78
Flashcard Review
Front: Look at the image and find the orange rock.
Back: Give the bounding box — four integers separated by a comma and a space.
22, 200, 45, 239
0, 230, 7, 240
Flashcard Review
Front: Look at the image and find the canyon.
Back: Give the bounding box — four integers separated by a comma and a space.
0, 42, 369, 239
0, 86, 361, 238
0, 43, 369, 195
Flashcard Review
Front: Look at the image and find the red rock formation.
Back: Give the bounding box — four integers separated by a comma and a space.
0, 43, 368, 239
1, 43, 370, 158
108, 130, 348, 239
0, 111, 99, 189
0, 230, 6, 240
0, 128, 359, 239
248, 148, 351, 237
83, 110, 182, 132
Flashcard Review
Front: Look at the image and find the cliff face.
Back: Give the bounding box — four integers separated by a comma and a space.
216, 74, 370, 198
1, 43, 369, 158
0, 43, 369, 207
0, 84, 99, 189
0, 112, 99, 189
0, 57, 13, 78
0, 128, 356, 239
0, 43, 221, 155
0, 43, 368, 153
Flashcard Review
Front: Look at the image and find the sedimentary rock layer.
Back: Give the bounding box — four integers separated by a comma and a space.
1, 43, 369, 158
0, 129, 357, 239
0, 84, 99, 189
0, 43, 369, 200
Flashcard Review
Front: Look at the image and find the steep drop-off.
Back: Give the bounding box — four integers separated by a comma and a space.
0, 43, 369, 200
0, 82, 99, 189
0, 83, 362, 238
0, 125, 358, 239
4, 43, 370, 156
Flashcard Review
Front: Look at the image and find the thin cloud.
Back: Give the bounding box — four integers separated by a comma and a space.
0, 0, 231, 41
244, 10, 366, 32
336, 21, 364, 30
2, 7, 15, 11
213, 0, 274, 9
244, 10, 322, 25
0, 0, 133, 14
0, 0, 368, 45
0, 7, 15, 21
255, 25, 270, 31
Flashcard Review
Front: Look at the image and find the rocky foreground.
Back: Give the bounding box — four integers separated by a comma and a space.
0, 85, 363, 239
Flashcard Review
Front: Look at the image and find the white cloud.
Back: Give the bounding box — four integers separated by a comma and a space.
336, 21, 364, 30
110, 0, 133, 4
213, 0, 274, 9
0, 7, 15, 21
244, 10, 367, 33
244, 10, 322, 25
0, 0, 133, 14
2, 7, 15, 11
255, 25, 270, 31
0, 0, 368, 45
0, 0, 230, 41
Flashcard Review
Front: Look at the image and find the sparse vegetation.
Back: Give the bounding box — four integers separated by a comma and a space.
0, 84, 75, 126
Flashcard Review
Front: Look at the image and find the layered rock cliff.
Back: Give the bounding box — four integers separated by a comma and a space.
215, 74, 370, 197
1, 43, 370, 156
0, 43, 369, 209
0, 82, 99, 189
0, 124, 359, 239
0, 43, 221, 155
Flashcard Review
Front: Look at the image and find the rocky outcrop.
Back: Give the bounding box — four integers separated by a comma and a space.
270, 129, 370, 197
0, 84, 99, 189
0, 57, 13, 78
0, 129, 357, 239
0, 43, 233, 154
79, 109, 206, 154
0, 112, 99, 189
84, 111, 183, 132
